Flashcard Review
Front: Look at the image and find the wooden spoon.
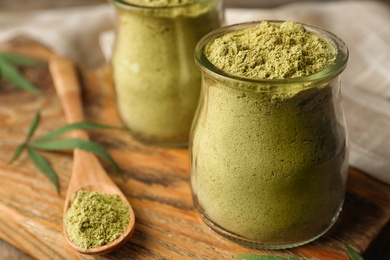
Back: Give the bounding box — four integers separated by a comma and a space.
49, 56, 135, 254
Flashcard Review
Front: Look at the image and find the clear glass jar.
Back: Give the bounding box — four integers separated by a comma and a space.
191, 21, 349, 249
110, 0, 224, 146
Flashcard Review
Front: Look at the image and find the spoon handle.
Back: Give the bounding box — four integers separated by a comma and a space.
49, 56, 88, 140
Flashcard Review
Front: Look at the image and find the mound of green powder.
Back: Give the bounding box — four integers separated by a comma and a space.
206, 21, 336, 79
65, 190, 130, 249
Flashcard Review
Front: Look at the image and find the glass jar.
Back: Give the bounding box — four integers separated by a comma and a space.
191, 21, 349, 249
110, 0, 224, 146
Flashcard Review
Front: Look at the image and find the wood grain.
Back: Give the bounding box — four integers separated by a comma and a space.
1, 42, 390, 259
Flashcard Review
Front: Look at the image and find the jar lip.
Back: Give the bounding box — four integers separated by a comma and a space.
110, 0, 198, 9
195, 20, 349, 85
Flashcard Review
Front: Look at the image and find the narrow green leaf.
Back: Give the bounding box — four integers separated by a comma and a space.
27, 147, 59, 192
0, 53, 42, 66
31, 138, 110, 154
30, 138, 123, 179
8, 112, 41, 164
26, 111, 41, 142
35, 122, 126, 142
236, 255, 301, 260
345, 244, 364, 260
0, 61, 42, 95
8, 144, 26, 165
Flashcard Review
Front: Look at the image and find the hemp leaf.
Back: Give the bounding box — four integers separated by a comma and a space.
0, 52, 43, 94
345, 244, 364, 260
236, 255, 301, 260
35, 122, 126, 142
9, 111, 126, 192
9, 111, 41, 165
235, 244, 363, 260
30, 139, 123, 176
27, 146, 59, 192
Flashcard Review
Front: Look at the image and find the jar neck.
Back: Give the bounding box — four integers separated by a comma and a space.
195, 21, 349, 92
111, 0, 222, 16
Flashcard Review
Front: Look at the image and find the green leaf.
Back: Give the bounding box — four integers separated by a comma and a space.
236, 244, 363, 260
8, 111, 41, 164
9, 111, 126, 192
35, 122, 126, 142
0, 52, 42, 66
236, 255, 301, 260
0, 52, 43, 95
26, 111, 41, 142
30, 138, 124, 179
8, 144, 26, 165
27, 147, 59, 192
345, 244, 364, 260
0, 60, 42, 95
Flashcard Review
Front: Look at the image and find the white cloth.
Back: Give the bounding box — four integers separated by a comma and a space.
1, 1, 389, 184
0, 5, 115, 68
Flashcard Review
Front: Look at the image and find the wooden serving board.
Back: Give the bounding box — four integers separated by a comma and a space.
1, 42, 390, 260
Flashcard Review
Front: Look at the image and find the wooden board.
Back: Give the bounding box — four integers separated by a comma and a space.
1, 42, 390, 259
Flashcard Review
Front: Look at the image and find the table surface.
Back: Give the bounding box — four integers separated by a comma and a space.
1, 1, 390, 259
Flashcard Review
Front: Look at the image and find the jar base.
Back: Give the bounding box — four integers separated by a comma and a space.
196, 200, 344, 250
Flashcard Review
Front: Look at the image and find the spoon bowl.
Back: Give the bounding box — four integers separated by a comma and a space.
49, 56, 135, 254
63, 181, 135, 254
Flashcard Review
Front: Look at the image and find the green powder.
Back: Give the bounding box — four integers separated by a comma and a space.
112, 0, 222, 144
206, 21, 336, 79
192, 85, 346, 243
123, 0, 195, 7
65, 190, 130, 249
191, 21, 348, 245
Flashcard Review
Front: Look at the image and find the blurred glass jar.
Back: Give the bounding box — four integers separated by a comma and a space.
110, 0, 224, 146
191, 21, 349, 249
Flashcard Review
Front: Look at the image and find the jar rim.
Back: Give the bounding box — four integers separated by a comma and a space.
110, 0, 199, 10
195, 20, 349, 86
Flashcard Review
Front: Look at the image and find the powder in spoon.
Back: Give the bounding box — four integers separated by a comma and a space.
65, 190, 130, 249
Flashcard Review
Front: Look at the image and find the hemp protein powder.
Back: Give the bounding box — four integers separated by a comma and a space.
123, 0, 195, 6
112, 0, 222, 144
65, 190, 130, 249
206, 21, 336, 79
191, 21, 348, 245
